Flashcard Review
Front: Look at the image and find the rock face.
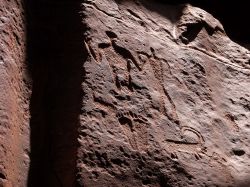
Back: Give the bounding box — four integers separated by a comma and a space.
79, 0, 250, 186
0, 0, 29, 186
0, 0, 250, 186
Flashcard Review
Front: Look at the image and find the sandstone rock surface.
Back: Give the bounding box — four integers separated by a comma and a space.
0, 0, 249, 186
79, 0, 250, 186
0, 0, 29, 186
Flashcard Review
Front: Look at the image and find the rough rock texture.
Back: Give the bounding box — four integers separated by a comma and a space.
0, 0, 250, 187
78, 0, 250, 186
0, 0, 30, 186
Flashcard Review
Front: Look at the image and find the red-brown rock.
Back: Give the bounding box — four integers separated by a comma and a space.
78, 0, 250, 186
0, 0, 249, 187
0, 0, 29, 186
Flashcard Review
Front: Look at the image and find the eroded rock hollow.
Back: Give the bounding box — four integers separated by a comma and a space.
0, 0, 249, 186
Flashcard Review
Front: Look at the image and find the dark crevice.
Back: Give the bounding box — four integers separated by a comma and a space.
180, 21, 218, 43
0, 173, 6, 180
127, 9, 142, 20
191, 1, 250, 48
142, 178, 151, 185
115, 75, 122, 89
25, 0, 86, 186
106, 31, 118, 39
141, 0, 250, 49
118, 116, 134, 131
232, 149, 245, 156
158, 174, 171, 187
180, 23, 203, 44
128, 75, 134, 92
98, 42, 111, 49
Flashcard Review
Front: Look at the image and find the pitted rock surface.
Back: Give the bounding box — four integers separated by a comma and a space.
0, 0, 29, 186
0, 0, 249, 186
78, 0, 250, 186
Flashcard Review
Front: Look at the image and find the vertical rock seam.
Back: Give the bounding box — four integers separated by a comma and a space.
25, 0, 87, 186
